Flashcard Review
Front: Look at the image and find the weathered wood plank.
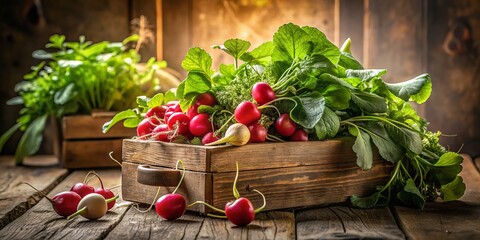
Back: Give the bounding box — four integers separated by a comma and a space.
296, 206, 405, 239
0, 169, 128, 239
191, 0, 336, 69
425, 0, 480, 156
62, 139, 123, 169
364, 0, 426, 83
121, 162, 210, 213
212, 161, 392, 211
393, 155, 480, 239
122, 139, 209, 172
0, 156, 68, 230
162, 0, 191, 78
105, 208, 294, 239
209, 138, 371, 172
475, 157, 480, 172
123, 138, 383, 173
339, 0, 364, 62
62, 113, 136, 140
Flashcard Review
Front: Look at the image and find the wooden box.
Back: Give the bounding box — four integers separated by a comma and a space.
121, 138, 393, 213
55, 112, 136, 169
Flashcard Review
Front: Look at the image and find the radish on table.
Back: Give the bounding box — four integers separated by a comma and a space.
24, 182, 81, 217
188, 162, 266, 226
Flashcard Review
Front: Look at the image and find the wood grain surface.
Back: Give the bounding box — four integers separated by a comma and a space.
105, 208, 294, 240
393, 155, 480, 239
121, 162, 211, 213
62, 114, 136, 140
296, 206, 405, 239
122, 139, 211, 172
212, 161, 392, 211
0, 156, 68, 230
62, 139, 123, 169
0, 169, 127, 240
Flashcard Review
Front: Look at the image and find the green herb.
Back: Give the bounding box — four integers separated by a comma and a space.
0, 34, 166, 164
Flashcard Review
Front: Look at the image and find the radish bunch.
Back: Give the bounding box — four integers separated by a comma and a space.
137, 93, 217, 143
24, 171, 118, 220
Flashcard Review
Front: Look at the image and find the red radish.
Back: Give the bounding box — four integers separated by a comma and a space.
145, 105, 167, 119
23, 182, 81, 217
137, 118, 159, 139
196, 92, 217, 106
166, 101, 179, 107
155, 193, 186, 220
70, 183, 95, 198
275, 114, 296, 137
189, 113, 212, 137
154, 160, 187, 220
248, 124, 267, 143
252, 82, 276, 105
68, 193, 117, 220
186, 104, 199, 119
167, 113, 190, 135
234, 101, 261, 125
225, 197, 255, 226
164, 111, 174, 122
290, 129, 308, 141
152, 124, 170, 142
168, 102, 182, 112
187, 162, 266, 226
86, 171, 116, 210
202, 132, 220, 145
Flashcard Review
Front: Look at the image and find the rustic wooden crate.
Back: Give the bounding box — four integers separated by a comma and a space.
121, 138, 393, 213
56, 112, 136, 169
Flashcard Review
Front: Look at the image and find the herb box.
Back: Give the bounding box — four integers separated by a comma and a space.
55, 112, 136, 169
121, 138, 393, 213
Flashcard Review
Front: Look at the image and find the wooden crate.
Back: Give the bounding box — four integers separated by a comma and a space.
56, 112, 136, 169
121, 138, 393, 213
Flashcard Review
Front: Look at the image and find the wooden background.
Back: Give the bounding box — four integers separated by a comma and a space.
1, 0, 479, 157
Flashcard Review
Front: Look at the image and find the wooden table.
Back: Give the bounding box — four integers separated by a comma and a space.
0, 155, 479, 240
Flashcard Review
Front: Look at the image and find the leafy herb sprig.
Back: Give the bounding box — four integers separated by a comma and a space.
0, 34, 166, 164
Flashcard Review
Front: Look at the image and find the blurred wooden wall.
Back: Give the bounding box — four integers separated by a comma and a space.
1, 0, 479, 157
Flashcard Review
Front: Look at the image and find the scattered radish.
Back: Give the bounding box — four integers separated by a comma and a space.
155, 193, 186, 220
189, 113, 212, 137
187, 162, 266, 226
68, 193, 117, 220
275, 114, 296, 137
248, 123, 267, 143
70, 183, 94, 198
234, 101, 262, 125
202, 132, 220, 145
205, 123, 250, 146
252, 82, 276, 105
86, 171, 116, 210
225, 197, 255, 226
167, 113, 190, 135
24, 182, 81, 217
290, 129, 308, 141
154, 160, 187, 220
196, 92, 217, 106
